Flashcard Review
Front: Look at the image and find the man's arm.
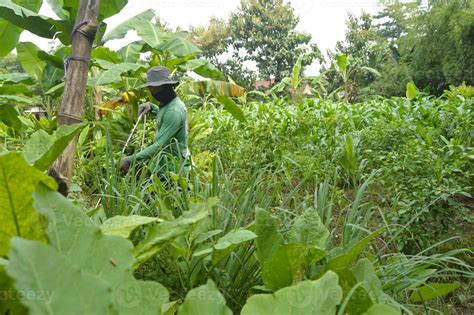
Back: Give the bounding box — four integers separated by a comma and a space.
133, 110, 183, 162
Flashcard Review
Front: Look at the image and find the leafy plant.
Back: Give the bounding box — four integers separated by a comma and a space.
241, 271, 342, 315
0, 152, 56, 256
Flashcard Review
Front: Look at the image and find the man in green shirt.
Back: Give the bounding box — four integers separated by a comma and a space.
120, 67, 189, 178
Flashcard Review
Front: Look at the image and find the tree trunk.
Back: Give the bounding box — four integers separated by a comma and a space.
48, 0, 100, 196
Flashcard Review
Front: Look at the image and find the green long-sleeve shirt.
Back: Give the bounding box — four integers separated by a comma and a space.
133, 97, 189, 174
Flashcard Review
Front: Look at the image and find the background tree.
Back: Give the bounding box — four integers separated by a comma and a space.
229, 0, 321, 82
325, 13, 390, 100
189, 17, 230, 64
325, 0, 474, 99
0, 54, 23, 74
189, 17, 256, 87
408, 0, 474, 93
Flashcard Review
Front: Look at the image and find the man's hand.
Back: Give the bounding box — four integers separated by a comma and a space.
138, 102, 152, 116
119, 156, 132, 173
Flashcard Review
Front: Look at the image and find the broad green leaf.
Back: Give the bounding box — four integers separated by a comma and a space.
334, 268, 373, 315
255, 208, 283, 263
363, 303, 400, 315
46, 0, 68, 20
7, 238, 115, 314
163, 55, 194, 69
241, 271, 342, 315
0, 20, 21, 57
135, 211, 208, 267
178, 279, 232, 315
410, 283, 461, 303
0, 104, 22, 129
0, 0, 42, 56
101, 215, 162, 238
118, 42, 143, 63
134, 198, 216, 267
133, 281, 170, 314
77, 124, 90, 148
0, 0, 72, 44
286, 207, 329, 249
45, 82, 65, 97
16, 0, 42, 11
194, 229, 256, 263
33, 184, 170, 314
0, 152, 56, 256
291, 57, 302, 89
88, 63, 141, 86
162, 301, 180, 315
0, 83, 31, 95
62, 0, 127, 21
92, 46, 121, 64
0, 94, 34, 104
41, 63, 64, 91
406, 81, 418, 100
37, 50, 65, 69
0, 259, 27, 314
22, 123, 85, 171
0, 72, 32, 84
33, 184, 135, 277
180, 80, 245, 98
195, 229, 256, 265
352, 258, 383, 294
103, 9, 155, 42
336, 53, 348, 73
16, 42, 45, 81
157, 36, 202, 57
216, 96, 245, 122
261, 243, 325, 291
134, 19, 168, 48
325, 230, 379, 271
98, 0, 128, 20
178, 59, 224, 79
192, 246, 213, 258
93, 58, 116, 70
193, 229, 223, 244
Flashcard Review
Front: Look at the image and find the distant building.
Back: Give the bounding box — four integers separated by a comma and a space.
303, 83, 312, 96
25, 105, 47, 120
254, 80, 275, 90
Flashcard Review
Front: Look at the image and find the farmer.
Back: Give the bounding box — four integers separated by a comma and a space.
119, 66, 189, 179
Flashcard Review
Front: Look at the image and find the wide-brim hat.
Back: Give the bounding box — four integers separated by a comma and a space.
139, 66, 178, 89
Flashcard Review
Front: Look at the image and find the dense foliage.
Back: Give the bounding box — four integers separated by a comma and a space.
193, 95, 473, 252
326, 0, 474, 100
191, 0, 473, 99
190, 0, 321, 87
0, 0, 473, 314
1, 89, 473, 314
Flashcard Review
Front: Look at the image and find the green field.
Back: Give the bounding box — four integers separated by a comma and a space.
0, 0, 473, 314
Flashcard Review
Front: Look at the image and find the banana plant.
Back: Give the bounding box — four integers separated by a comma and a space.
1, 1, 246, 123
0, 0, 73, 56
332, 53, 381, 102
98, 9, 246, 120
268, 57, 306, 101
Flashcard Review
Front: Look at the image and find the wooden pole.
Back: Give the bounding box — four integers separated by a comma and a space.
49, 0, 99, 196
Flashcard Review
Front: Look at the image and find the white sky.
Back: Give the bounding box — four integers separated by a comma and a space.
20, 0, 382, 75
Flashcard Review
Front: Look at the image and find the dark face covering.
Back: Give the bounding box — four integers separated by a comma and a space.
151, 85, 177, 106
